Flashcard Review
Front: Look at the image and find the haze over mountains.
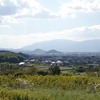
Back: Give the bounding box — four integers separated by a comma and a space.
20, 39, 100, 52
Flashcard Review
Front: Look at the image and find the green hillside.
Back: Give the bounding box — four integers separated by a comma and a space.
0, 51, 27, 63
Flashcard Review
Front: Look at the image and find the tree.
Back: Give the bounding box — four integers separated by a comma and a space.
48, 66, 60, 75
76, 67, 86, 73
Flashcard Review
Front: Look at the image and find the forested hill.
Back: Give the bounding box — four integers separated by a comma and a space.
0, 51, 27, 63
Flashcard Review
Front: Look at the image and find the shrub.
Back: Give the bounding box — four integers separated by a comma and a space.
48, 67, 60, 75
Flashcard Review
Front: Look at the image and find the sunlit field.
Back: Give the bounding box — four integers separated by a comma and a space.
0, 75, 100, 100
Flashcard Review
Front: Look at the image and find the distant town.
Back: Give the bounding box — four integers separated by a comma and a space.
18, 51, 100, 67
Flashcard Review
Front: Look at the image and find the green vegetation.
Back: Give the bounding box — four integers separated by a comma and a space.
0, 51, 100, 100
0, 75, 100, 100
0, 63, 19, 75
0, 51, 27, 63
48, 66, 60, 75
0, 88, 100, 100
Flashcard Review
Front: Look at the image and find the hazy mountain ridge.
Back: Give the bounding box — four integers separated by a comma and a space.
46, 49, 62, 54
20, 39, 100, 52
21, 39, 77, 52
20, 49, 62, 55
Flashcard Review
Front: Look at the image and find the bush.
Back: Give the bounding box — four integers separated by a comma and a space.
48, 67, 60, 75
37, 70, 48, 76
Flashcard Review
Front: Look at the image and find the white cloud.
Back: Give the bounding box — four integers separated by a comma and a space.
0, 24, 100, 48
0, 0, 59, 24
52, 0, 100, 18
0, 1, 89, 23
0, 0, 100, 24
0, 0, 43, 23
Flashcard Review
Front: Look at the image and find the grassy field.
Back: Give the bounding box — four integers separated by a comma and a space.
0, 75, 100, 100
0, 88, 100, 100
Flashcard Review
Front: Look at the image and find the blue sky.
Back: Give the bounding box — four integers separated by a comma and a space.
0, 0, 100, 48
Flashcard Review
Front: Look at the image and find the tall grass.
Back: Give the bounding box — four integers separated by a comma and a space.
0, 88, 100, 100
0, 75, 100, 100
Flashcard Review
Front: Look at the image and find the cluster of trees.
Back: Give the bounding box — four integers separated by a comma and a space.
75, 65, 100, 76
0, 51, 27, 63
37, 67, 61, 76
0, 50, 61, 76
0, 62, 61, 76
0, 63, 19, 75
0, 62, 100, 77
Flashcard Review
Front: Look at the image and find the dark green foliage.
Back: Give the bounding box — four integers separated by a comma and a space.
37, 70, 48, 76
48, 67, 60, 75
0, 51, 27, 63
86, 66, 100, 76
76, 67, 86, 73
14, 72, 24, 77
0, 62, 38, 75
0, 63, 19, 75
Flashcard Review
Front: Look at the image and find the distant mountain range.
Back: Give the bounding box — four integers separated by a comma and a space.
20, 39, 100, 52
20, 49, 62, 55
1, 39, 100, 54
